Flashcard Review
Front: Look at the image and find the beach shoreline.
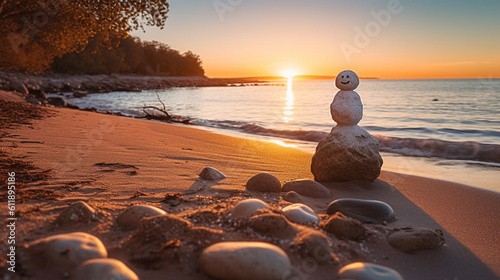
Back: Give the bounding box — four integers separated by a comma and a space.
0, 72, 269, 96
1, 94, 499, 279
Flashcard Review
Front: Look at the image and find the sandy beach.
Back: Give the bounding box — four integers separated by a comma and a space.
1, 92, 499, 279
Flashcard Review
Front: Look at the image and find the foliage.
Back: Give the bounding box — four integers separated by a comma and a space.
0, 0, 169, 73
51, 36, 205, 76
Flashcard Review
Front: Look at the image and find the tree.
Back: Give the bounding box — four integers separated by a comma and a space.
51, 36, 205, 76
0, 0, 169, 73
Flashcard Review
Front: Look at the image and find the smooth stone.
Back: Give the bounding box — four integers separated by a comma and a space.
28, 232, 107, 267
281, 180, 330, 198
335, 70, 359, 91
116, 205, 166, 229
282, 203, 319, 225
246, 172, 281, 193
56, 201, 97, 225
388, 227, 445, 252
338, 262, 403, 280
199, 166, 226, 181
311, 125, 383, 182
230, 198, 270, 218
283, 191, 304, 203
199, 241, 292, 280
323, 212, 365, 240
330, 90, 363, 125
74, 258, 138, 280
327, 198, 395, 224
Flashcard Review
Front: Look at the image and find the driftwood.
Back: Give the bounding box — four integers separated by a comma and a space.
139, 92, 192, 124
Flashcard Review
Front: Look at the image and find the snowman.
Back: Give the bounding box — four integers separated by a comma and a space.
330, 70, 363, 126
311, 69, 383, 182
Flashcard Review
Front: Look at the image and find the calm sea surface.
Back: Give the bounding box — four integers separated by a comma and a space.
60, 78, 500, 191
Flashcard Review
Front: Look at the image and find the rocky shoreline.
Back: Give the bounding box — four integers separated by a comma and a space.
0, 72, 266, 122
0, 72, 265, 94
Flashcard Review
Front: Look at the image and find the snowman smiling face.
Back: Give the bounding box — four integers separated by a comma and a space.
335, 70, 359, 91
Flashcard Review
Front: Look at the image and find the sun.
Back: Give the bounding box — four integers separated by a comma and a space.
280, 69, 300, 79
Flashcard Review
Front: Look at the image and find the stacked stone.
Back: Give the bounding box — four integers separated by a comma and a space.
311, 70, 383, 182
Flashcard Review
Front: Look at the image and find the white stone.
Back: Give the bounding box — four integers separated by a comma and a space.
199, 241, 292, 280
230, 198, 270, 218
73, 258, 138, 280
116, 205, 166, 229
330, 90, 363, 125
28, 232, 107, 267
338, 262, 403, 280
282, 203, 319, 225
335, 70, 359, 91
199, 166, 226, 181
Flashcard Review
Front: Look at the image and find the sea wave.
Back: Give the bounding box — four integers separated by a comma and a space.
194, 119, 500, 164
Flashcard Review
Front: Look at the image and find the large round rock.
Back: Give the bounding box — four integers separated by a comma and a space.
327, 198, 395, 224
311, 125, 383, 182
116, 205, 166, 229
199, 241, 292, 280
230, 198, 270, 218
246, 173, 281, 193
338, 262, 403, 280
388, 227, 445, 252
281, 180, 330, 198
27, 232, 107, 267
282, 203, 319, 225
74, 258, 138, 280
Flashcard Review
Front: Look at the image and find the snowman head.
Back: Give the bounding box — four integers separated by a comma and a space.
335, 70, 359, 91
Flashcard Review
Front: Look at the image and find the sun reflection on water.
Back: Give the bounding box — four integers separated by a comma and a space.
283, 77, 294, 122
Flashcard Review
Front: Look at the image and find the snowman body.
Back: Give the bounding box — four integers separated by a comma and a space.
330, 70, 363, 126
330, 90, 363, 126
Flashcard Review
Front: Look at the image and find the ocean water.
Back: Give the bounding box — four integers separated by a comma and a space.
59, 78, 500, 191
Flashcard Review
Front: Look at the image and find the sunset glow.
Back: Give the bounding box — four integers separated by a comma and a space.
132, 0, 500, 79
281, 69, 300, 79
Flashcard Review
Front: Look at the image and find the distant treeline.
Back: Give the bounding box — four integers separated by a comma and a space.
51, 36, 205, 76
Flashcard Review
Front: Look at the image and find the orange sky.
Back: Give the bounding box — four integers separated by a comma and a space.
132, 0, 500, 79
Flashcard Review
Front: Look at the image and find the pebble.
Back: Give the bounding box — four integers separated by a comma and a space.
56, 201, 97, 225
116, 205, 166, 229
323, 212, 365, 240
281, 180, 331, 198
74, 258, 138, 280
388, 227, 445, 252
282, 203, 319, 225
283, 191, 304, 203
199, 241, 292, 280
199, 166, 226, 181
230, 198, 270, 218
246, 172, 281, 193
327, 198, 395, 224
337, 262, 403, 280
27, 232, 107, 267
